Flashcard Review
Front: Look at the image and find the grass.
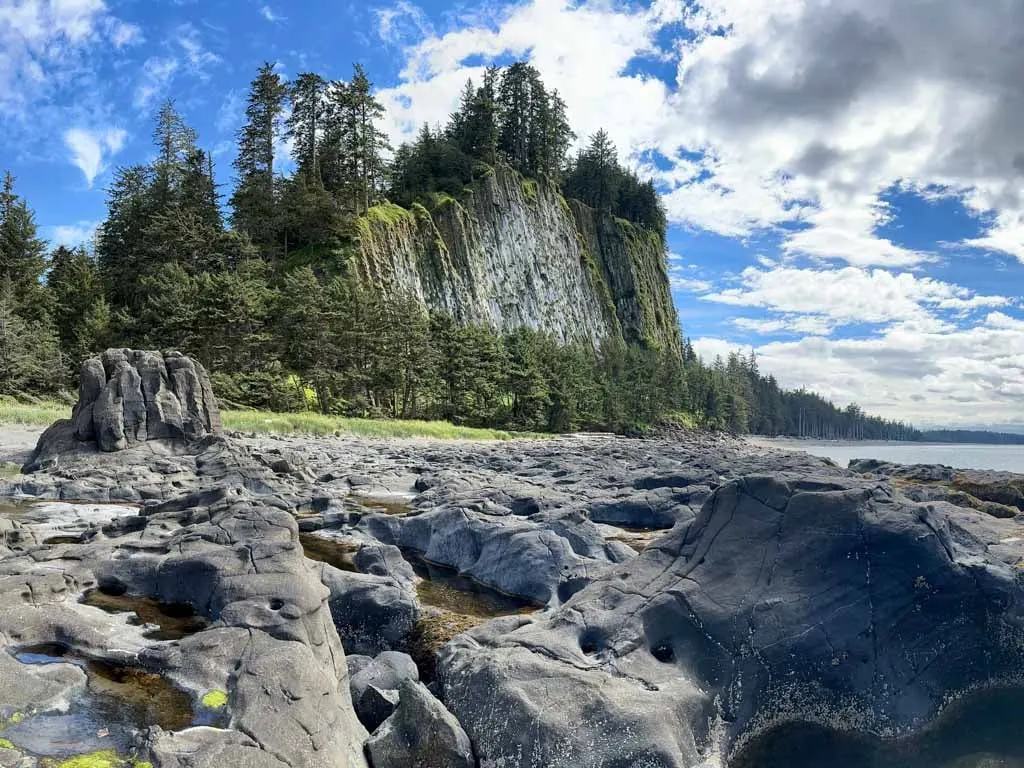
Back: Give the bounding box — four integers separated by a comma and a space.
0, 397, 69, 427
222, 411, 539, 440
0, 398, 540, 441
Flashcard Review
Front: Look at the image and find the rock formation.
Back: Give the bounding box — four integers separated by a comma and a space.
24, 350, 222, 472
437, 474, 1024, 767
5, 423, 1024, 766
353, 165, 682, 351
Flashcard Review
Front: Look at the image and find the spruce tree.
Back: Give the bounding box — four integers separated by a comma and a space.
231, 63, 288, 250
287, 73, 328, 184
0, 171, 49, 322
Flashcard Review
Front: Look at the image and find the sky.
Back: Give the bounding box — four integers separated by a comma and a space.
2, 0, 1023, 432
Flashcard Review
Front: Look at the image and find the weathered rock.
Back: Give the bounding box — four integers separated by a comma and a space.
350, 651, 419, 704
438, 474, 1024, 767
319, 562, 420, 657
24, 350, 222, 472
365, 679, 474, 768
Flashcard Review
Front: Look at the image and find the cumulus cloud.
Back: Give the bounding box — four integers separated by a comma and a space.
64, 126, 127, 186
379, 0, 1024, 268
51, 220, 100, 247
695, 309, 1024, 428
704, 266, 1013, 327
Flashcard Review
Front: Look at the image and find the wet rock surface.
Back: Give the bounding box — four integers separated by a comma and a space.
1, 423, 1023, 766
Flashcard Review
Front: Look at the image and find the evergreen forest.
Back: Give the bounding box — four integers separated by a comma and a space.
0, 61, 948, 440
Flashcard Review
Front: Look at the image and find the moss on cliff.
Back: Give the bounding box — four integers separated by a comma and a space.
351, 165, 677, 352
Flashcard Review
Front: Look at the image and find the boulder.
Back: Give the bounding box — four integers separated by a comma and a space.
365, 679, 474, 768
24, 349, 222, 472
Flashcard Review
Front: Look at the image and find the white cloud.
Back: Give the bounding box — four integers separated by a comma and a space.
695, 309, 1024, 428
63, 126, 127, 186
703, 266, 1013, 327
176, 23, 220, 75
134, 56, 179, 111
378, 0, 1024, 266
733, 315, 835, 337
51, 220, 100, 247
376, 1, 431, 45
216, 89, 245, 134
376, 0, 677, 150
260, 5, 285, 23
668, 251, 713, 294
0, 0, 140, 120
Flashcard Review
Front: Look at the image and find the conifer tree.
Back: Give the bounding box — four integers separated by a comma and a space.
231, 63, 288, 249
0, 171, 49, 321
287, 73, 328, 183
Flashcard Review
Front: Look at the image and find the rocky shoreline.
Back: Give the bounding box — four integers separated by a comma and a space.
1, 356, 1023, 767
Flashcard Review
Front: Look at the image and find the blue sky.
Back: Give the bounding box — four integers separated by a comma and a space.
2, 0, 1023, 430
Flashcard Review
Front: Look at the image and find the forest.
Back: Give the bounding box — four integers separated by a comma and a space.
0, 61, 927, 439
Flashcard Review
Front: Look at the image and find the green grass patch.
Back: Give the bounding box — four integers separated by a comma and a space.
0, 463, 22, 478
0, 397, 69, 427
365, 201, 414, 227
0, 399, 543, 442
223, 411, 539, 440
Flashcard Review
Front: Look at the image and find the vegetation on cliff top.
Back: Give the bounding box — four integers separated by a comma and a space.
0, 61, 918, 439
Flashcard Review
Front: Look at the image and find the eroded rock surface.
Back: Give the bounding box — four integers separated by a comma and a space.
24, 350, 222, 472
437, 474, 1024, 767
4, 424, 1024, 767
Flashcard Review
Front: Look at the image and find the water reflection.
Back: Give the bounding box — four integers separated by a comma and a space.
7, 644, 202, 757
403, 550, 538, 618
730, 687, 1024, 768
81, 590, 209, 641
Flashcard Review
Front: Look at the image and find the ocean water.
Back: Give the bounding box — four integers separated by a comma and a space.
763, 441, 1024, 474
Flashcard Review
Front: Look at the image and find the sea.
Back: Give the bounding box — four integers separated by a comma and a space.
757, 440, 1024, 474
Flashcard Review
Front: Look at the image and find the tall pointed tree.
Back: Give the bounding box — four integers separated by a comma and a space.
230, 63, 287, 249
0, 171, 48, 320
287, 72, 328, 184
342, 64, 391, 216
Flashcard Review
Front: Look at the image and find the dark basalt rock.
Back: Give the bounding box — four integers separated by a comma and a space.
437, 474, 1024, 767
23, 350, 222, 473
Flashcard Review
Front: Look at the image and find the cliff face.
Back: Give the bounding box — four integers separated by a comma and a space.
352, 165, 681, 352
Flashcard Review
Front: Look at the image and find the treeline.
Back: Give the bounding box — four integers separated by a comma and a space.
389, 63, 665, 234
0, 59, 933, 440
919, 430, 1024, 445
681, 344, 919, 439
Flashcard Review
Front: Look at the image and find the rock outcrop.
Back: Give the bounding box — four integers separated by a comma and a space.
8, 423, 1024, 767
24, 350, 222, 472
353, 165, 681, 351
437, 474, 1024, 767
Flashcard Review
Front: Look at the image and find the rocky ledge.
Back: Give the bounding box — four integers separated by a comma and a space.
1, 376, 1024, 766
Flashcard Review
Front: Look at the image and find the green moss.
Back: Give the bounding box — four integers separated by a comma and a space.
54, 751, 123, 768
410, 202, 433, 223
133, 761, 154, 768
520, 178, 539, 204
0, 738, 15, 750
201, 689, 229, 709
364, 201, 414, 227
8, 713, 23, 725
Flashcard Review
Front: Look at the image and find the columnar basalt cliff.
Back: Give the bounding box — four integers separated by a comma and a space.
353, 165, 682, 352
